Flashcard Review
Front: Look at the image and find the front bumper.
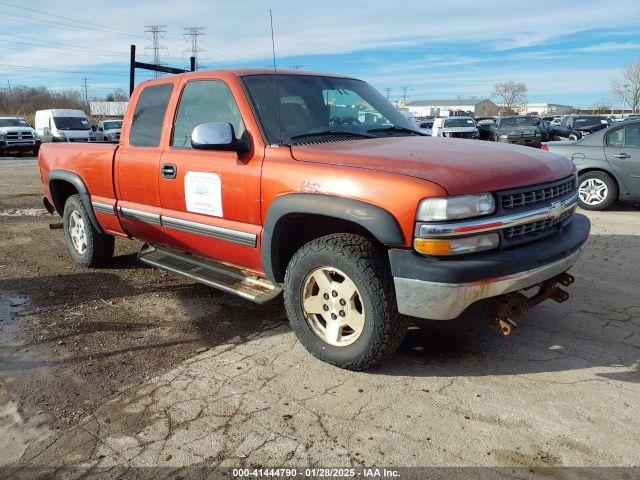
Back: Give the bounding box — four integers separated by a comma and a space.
390, 213, 590, 320
499, 136, 541, 147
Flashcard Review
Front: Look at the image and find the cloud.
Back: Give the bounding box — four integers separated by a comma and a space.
579, 42, 640, 52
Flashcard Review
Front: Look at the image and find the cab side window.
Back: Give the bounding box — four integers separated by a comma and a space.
606, 128, 625, 148
130, 83, 173, 147
172, 80, 245, 148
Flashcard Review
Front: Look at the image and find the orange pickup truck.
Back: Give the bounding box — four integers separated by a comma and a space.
39, 68, 590, 370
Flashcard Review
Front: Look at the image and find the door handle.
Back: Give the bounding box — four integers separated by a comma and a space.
161, 163, 177, 179
612, 153, 630, 159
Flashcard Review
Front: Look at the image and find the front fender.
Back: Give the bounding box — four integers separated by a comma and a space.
261, 193, 404, 283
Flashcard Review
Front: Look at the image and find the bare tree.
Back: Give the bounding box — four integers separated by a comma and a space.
105, 89, 129, 102
492, 81, 527, 113
611, 60, 640, 113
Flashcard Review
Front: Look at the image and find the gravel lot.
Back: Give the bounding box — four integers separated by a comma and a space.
0, 157, 639, 474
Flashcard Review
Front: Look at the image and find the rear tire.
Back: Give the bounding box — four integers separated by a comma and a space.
63, 194, 114, 267
577, 172, 617, 211
284, 233, 407, 371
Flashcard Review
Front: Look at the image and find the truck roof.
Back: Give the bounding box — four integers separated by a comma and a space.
136, 68, 358, 89
35, 109, 88, 116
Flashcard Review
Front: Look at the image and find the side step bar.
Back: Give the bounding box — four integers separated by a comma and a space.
138, 244, 282, 304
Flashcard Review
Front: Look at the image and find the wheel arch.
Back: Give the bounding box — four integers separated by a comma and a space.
261, 194, 404, 283
48, 169, 103, 233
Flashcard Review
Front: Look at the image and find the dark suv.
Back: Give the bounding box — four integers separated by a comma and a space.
482, 116, 542, 148
549, 115, 611, 141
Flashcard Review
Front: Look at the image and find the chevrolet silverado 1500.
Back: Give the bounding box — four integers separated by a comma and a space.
39, 69, 590, 370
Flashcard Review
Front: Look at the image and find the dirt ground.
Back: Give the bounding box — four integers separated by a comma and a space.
0, 157, 639, 475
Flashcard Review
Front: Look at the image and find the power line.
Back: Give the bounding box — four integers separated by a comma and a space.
0, 33, 129, 57
183, 27, 207, 70
0, 1, 143, 37
145, 25, 168, 77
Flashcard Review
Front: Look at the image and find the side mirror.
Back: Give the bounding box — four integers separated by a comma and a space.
191, 122, 248, 152
419, 122, 429, 129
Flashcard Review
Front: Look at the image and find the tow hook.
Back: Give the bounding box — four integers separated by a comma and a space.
488, 272, 575, 335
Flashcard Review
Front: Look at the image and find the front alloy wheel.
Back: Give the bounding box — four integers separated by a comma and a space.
302, 267, 365, 347
577, 172, 617, 211
284, 233, 407, 371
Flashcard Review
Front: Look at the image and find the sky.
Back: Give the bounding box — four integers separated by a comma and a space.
1, 0, 639, 108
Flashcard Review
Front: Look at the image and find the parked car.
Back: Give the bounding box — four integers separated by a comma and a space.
38, 68, 589, 370
95, 119, 123, 142
485, 116, 542, 148
431, 116, 479, 138
548, 115, 611, 141
535, 117, 552, 143
34, 109, 92, 143
416, 118, 433, 135
0, 116, 41, 156
542, 119, 640, 210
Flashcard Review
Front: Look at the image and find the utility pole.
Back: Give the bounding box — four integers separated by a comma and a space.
183, 27, 207, 70
400, 86, 412, 104
7, 80, 10, 92
145, 25, 168, 77
383, 88, 392, 101
83, 77, 88, 101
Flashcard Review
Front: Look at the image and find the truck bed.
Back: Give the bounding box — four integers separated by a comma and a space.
39, 142, 119, 213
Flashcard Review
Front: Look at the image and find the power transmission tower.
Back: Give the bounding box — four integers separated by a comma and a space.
83, 77, 89, 100
289, 64, 304, 70
383, 88, 392, 101
145, 25, 168, 77
400, 86, 412, 104
183, 27, 207, 70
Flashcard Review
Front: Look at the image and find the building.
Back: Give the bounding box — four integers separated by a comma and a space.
515, 103, 573, 115
406, 98, 498, 117
90, 102, 128, 117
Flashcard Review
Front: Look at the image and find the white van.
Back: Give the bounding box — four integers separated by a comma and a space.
34, 109, 92, 143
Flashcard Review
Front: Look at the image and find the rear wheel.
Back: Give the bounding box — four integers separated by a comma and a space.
577, 172, 617, 210
63, 194, 114, 267
284, 233, 407, 371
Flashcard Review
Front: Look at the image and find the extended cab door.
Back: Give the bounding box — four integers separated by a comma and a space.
158, 75, 264, 273
605, 122, 640, 194
115, 82, 173, 244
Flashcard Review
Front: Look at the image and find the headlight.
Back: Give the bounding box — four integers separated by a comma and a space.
414, 233, 499, 256
33, 132, 40, 140
499, 134, 509, 138
416, 193, 495, 221
508, 130, 519, 135
0, 132, 5, 140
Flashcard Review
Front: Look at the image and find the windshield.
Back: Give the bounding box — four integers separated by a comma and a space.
0, 118, 30, 128
241, 74, 417, 144
574, 117, 609, 128
103, 121, 122, 130
53, 116, 90, 131
499, 117, 536, 127
444, 118, 476, 128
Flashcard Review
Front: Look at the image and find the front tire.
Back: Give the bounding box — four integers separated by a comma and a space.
577, 172, 617, 211
284, 233, 407, 371
63, 194, 114, 267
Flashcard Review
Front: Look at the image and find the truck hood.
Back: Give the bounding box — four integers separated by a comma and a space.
290, 136, 573, 195
0, 126, 35, 133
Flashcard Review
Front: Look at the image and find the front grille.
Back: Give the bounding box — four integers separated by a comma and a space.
449, 132, 474, 139
500, 176, 576, 210
6, 131, 34, 140
504, 209, 573, 239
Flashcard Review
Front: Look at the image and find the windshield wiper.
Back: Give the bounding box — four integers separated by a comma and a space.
286, 130, 376, 143
367, 126, 425, 136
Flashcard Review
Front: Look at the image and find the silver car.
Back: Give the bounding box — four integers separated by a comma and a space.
543, 120, 640, 210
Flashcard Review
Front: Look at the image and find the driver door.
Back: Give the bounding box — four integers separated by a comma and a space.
158, 76, 264, 272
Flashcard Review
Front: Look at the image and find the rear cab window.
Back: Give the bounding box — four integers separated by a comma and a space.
129, 83, 173, 147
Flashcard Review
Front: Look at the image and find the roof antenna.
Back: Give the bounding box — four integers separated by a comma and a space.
269, 9, 284, 145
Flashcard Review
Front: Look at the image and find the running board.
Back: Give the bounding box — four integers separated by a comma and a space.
138, 244, 282, 304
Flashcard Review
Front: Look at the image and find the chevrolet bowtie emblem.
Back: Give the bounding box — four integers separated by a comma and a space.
549, 201, 563, 220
